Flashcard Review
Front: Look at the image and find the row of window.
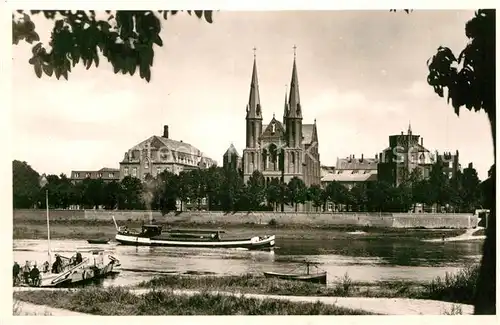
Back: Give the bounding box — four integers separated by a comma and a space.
74, 172, 117, 178
335, 170, 373, 174
123, 165, 181, 177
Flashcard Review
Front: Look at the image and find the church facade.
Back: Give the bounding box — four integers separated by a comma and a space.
226, 52, 321, 187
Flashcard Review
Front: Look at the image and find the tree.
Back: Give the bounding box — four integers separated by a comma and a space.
246, 170, 266, 210
204, 166, 224, 211
159, 171, 180, 214
349, 184, 368, 212
219, 168, 243, 212
460, 164, 482, 212
120, 176, 144, 209
12, 10, 214, 82
428, 159, 450, 210
103, 180, 123, 210
427, 9, 495, 314
266, 178, 282, 211
12, 160, 40, 208
285, 177, 308, 212
366, 181, 394, 212
324, 181, 348, 212
307, 184, 324, 212
56, 174, 75, 208
412, 179, 434, 212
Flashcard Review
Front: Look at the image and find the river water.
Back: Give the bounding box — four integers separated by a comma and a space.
13, 232, 483, 287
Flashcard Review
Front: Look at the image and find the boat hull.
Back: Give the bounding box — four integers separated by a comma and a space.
87, 239, 110, 244
263, 271, 327, 284
115, 233, 276, 250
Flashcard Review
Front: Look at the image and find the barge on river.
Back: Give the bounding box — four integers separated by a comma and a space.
113, 217, 275, 250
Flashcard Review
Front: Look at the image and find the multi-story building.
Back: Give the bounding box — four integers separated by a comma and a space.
377, 124, 460, 186
321, 154, 378, 190
119, 125, 216, 180
70, 167, 120, 184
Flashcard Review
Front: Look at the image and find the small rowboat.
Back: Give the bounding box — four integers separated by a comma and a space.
263, 261, 327, 284
87, 239, 110, 244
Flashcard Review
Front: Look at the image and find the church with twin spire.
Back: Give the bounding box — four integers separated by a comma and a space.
223, 48, 321, 187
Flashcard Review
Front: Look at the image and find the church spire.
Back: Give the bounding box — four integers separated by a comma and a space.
408, 121, 412, 135
246, 47, 262, 119
283, 84, 289, 122
287, 45, 302, 119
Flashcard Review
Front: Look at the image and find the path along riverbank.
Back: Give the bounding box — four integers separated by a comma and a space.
13, 287, 472, 315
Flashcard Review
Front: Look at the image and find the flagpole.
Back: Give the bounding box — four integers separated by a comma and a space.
46, 189, 51, 265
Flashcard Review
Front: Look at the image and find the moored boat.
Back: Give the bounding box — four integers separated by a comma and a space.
87, 239, 110, 244
112, 217, 275, 250
38, 250, 120, 288
263, 261, 327, 284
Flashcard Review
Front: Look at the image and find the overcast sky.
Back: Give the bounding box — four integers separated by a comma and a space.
11, 10, 494, 180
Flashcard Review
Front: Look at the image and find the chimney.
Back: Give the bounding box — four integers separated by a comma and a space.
163, 125, 169, 138
375, 153, 379, 160
361, 153, 364, 162
421, 137, 423, 146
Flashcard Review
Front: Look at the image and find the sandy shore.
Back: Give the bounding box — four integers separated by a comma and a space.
423, 227, 486, 242
13, 287, 472, 315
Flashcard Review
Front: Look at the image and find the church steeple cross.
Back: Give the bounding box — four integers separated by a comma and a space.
293, 45, 297, 58
253, 46, 257, 58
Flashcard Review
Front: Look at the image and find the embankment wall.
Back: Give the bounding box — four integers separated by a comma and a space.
13, 209, 478, 229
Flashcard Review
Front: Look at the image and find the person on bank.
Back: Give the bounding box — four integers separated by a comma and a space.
42, 261, 50, 273
12, 262, 20, 286
22, 261, 31, 285
30, 263, 40, 287
52, 254, 63, 274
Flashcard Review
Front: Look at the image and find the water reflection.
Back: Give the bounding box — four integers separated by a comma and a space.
13, 237, 482, 287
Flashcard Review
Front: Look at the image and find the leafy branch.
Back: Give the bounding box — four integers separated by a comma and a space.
12, 10, 214, 82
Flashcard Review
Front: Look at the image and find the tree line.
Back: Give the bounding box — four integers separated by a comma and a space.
13, 159, 487, 214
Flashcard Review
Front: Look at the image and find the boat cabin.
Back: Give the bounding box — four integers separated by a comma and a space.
140, 225, 163, 237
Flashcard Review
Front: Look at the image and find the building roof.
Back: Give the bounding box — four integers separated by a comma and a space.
321, 170, 378, 183
224, 143, 240, 157
302, 124, 314, 144
123, 135, 216, 166
336, 157, 378, 170
246, 56, 262, 119
98, 167, 120, 172
287, 57, 302, 119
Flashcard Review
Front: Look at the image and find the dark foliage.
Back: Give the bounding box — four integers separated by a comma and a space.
12, 10, 214, 82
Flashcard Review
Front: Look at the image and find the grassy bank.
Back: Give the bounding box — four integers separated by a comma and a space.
12, 287, 373, 315
137, 264, 480, 305
472, 228, 485, 236
13, 218, 466, 241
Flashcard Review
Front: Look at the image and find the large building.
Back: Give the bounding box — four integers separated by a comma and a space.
70, 167, 120, 184
321, 154, 378, 190
230, 51, 321, 187
377, 124, 460, 186
119, 125, 216, 180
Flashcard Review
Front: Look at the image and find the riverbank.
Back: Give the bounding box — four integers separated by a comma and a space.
14, 209, 478, 229
13, 218, 467, 241
13, 287, 373, 315
423, 227, 486, 243
13, 265, 478, 315
135, 265, 479, 305
12, 281, 472, 315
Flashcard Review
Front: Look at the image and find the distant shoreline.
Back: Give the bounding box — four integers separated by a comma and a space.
13, 218, 468, 241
